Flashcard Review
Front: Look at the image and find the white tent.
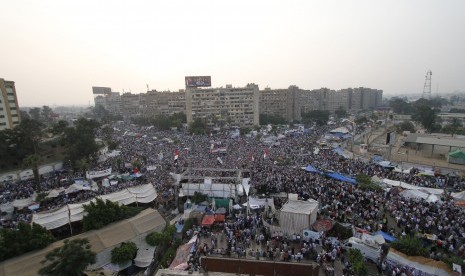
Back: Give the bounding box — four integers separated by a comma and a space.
279, 199, 319, 235
330, 127, 350, 134
32, 184, 158, 230
383, 179, 443, 195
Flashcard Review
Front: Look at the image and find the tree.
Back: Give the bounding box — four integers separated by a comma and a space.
39, 239, 96, 276
391, 235, 429, 257
441, 118, 463, 136
389, 98, 411, 114
189, 118, 206, 134
111, 242, 137, 265
412, 105, 439, 132
334, 106, 347, 118
301, 110, 330, 126
0, 222, 55, 262
23, 154, 42, 191
51, 120, 68, 136
41, 105, 54, 125
146, 224, 176, 247
259, 114, 287, 125
397, 121, 415, 133
82, 198, 142, 231
356, 173, 381, 191
347, 249, 368, 275
29, 107, 42, 121
63, 118, 101, 168
75, 158, 90, 174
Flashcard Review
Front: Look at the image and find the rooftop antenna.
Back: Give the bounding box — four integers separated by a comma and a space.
422, 70, 432, 100
146, 84, 149, 91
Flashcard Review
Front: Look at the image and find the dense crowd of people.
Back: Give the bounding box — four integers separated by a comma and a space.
1, 120, 465, 274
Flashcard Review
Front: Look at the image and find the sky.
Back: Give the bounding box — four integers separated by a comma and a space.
1, 0, 464, 106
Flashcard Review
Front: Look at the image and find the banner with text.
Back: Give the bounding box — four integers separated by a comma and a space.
86, 168, 112, 179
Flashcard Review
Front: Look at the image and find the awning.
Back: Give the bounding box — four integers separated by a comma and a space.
201, 215, 215, 226
214, 214, 225, 222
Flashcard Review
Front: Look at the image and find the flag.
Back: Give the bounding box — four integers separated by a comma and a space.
217, 156, 223, 165
158, 152, 164, 161
264, 148, 269, 159
249, 153, 255, 162
174, 149, 180, 160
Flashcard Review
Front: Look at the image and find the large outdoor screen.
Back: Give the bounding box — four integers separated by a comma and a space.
185, 76, 211, 88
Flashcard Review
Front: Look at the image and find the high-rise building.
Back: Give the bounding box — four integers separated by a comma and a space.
142, 90, 186, 116
0, 78, 21, 130
259, 86, 300, 122
186, 84, 259, 127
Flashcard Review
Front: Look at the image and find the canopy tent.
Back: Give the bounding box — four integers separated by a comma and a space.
304, 165, 322, 174
215, 207, 226, 214
330, 127, 350, 134
279, 199, 319, 235
32, 184, 158, 230
169, 235, 197, 271
201, 215, 215, 226
378, 161, 396, 169
448, 149, 465, 165
386, 248, 454, 276
374, 231, 396, 243
382, 179, 443, 195
182, 182, 243, 198
214, 214, 225, 222
133, 244, 156, 268
213, 198, 229, 209
326, 172, 357, 185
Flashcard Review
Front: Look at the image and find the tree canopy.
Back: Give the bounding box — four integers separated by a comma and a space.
132, 113, 186, 130
0, 222, 55, 262
301, 110, 330, 126
259, 114, 287, 125
39, 238, 96, 276
111, 242, 137, 265
189, 118, 207, 134
62, 118, 101, 168
82, 198, 143, 231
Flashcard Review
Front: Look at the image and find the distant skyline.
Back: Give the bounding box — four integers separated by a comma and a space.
1, 0, 464, 107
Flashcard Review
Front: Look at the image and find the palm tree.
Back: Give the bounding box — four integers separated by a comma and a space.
23, 154, 42, 191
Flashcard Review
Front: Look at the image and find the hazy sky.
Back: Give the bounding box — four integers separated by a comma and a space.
1, 0, 464, 106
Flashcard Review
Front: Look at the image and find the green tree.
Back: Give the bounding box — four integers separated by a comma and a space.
146, 224, 176, 247
356, 173, 382, 191
389, 97, 412, 114
111, 242, 137, 265
301, 110, 330, 126
397, 121, 415, 133
441, 118, 463, 136
412, 105, 439, 132
334, 106, 347, 118
23, 154, 42, 191
39, 239, 96, 276
0, 222, 55, 262
63, 118, 101, 168
259, 114, 287, 125
75, 158, 90, 174
189, 118, 206, 134
41, 105, 54, 125
82, 199, 142, 231
391, 235, 429, 257
348, 249, 368, 275
29, 107, 42, 121
51, 120, 69, 136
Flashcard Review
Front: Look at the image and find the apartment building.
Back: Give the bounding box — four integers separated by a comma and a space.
259, 86, 300, 122
0, 78, 21, 130
142, 90, 186, 116
186, 84, 259, 127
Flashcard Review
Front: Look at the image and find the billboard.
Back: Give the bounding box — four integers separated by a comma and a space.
185, 76, 211, 88
92, 86, 112, 95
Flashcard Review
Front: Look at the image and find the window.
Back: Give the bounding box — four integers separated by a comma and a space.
10, 107, 16, 110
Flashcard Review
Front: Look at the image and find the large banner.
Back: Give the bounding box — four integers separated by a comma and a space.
185, 76, 211, 87
86, 168, 112, 179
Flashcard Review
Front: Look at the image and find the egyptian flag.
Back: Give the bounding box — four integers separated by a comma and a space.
249, 153, 255, 162
174, 149, 180, 164
264, 148, 269, 159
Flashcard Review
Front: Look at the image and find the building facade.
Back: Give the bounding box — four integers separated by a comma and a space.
0, 78, 21, 130
186, 84, 259, 127
259, 86, 300, 122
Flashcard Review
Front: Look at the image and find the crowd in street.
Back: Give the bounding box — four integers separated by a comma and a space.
1, 121, 465, 274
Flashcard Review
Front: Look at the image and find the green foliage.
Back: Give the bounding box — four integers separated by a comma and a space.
389, 98, 411, 115
132, 113, 186, 130
146, 224, 176, 247
50, 120, 69, 136
335, 107, 347, 118
356, 173, 382, 191
182, 218, 198, 237
111, 242, 138, 265
0, 222, 55, 261
39, 238, 96, 276
191, 191, 208, 204
391, 235, 429, 257
159, 239, 181, 268
441, 118, 464, 135
301, 110, 330, 126
441, 254, 465, 270
82, 198, 143, 231
189, 118, 206, 134
412, 105, 440, 133
259, 114, 287, 125
327, 223, 353, 240
397, 121, 415, 133
23, 154, 42, 189
348, 249, 368, 276
63, 118, 101, 168
449, 108, 465, 113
